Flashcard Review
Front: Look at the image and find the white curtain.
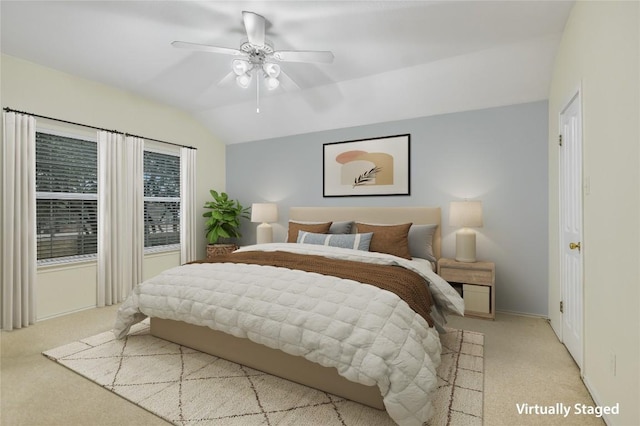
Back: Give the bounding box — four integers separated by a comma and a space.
1, 112, 37, 330
97, 132, 143, 306
180, 147, 197, 263
125, 136, 144, 293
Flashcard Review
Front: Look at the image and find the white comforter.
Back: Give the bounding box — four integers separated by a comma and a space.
114, 243, 464, 425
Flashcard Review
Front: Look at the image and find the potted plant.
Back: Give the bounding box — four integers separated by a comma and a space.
203, 190, 251, 258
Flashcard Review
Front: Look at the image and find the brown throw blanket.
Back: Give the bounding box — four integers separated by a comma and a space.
193, 250, 434, 327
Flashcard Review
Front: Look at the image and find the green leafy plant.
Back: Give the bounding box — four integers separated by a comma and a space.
203, 190, 251, 244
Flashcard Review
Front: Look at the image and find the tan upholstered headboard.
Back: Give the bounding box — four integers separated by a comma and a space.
289, 206, 442, 260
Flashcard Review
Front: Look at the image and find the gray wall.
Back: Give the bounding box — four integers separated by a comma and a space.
227, 101, 548, 316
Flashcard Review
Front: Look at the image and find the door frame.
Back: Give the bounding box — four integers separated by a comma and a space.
557, 87, 585, 370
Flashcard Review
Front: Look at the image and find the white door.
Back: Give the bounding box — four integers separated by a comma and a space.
559, 91, 583, 369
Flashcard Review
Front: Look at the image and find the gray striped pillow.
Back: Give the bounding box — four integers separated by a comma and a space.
297, 231, 373, 251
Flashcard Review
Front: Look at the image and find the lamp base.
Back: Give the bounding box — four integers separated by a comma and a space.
455, 228, 477, 263
256, 223, 273, 245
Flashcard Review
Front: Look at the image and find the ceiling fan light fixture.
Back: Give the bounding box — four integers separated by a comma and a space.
263, 63, 281, 78
232, 59, 251, 76
236, 72, 252, 88
265, 76, 280, 90
172, 10, 334, 111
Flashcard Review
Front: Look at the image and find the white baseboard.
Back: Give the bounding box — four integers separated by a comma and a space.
37, 304, 97, 322
582, 376, 614, 426
495, 309, 548, 319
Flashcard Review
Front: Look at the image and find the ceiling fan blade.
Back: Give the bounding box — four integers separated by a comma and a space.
272, 50, 334, 64
217, 71, 237, 87
278, 70, 301, 92
242, 11, 266, 47
171, 41, 246, 57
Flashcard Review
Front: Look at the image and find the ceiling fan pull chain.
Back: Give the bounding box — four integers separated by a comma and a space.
256, 70, 260, 113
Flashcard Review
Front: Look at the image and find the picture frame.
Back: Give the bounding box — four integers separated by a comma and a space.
323, 134, 410, 197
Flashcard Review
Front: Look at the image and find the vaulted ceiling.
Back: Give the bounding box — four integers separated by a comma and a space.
1, 1, 573, 144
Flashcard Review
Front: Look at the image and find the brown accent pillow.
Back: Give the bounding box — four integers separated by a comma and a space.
287, 221, 332, 243
355, 222, 413, 259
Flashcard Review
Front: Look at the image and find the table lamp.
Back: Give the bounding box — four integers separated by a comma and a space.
449, 200, 483, 262
251, 203, 278, 244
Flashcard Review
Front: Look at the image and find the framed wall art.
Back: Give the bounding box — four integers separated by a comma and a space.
323, 134, 410, 197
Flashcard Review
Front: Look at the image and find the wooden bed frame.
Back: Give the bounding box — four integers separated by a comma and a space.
151, 206, 441, 410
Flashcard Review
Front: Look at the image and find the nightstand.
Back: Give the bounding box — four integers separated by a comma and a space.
437, 258, 496, 320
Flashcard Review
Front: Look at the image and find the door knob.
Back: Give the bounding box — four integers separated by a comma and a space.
569, 242, 581, 251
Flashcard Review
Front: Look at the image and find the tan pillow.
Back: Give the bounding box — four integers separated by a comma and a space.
355, 222, 413, 259
287, 221, 332, 243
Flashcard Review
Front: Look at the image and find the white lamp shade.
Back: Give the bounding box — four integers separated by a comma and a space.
265, 76, 280, 90
251, 203, 278, 223
449, 201, 483, 228
236, 73, 252, 88
263, 63, 281, 78
232, 59, 251, 76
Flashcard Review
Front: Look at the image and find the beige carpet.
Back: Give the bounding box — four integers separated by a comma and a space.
43, 321, 483, 425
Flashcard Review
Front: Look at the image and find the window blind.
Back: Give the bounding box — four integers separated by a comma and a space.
144, 150, 180, 248
36, 132, 98, 263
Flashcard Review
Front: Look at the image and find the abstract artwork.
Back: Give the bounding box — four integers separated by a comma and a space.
323, 134, 410, 197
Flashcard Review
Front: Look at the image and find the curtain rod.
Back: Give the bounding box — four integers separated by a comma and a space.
3, 107, 197, 150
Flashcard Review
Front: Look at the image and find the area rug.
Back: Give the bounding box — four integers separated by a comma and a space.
44, 321, 483, 425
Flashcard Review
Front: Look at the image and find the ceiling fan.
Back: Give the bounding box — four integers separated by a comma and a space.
172, 11, 334, 112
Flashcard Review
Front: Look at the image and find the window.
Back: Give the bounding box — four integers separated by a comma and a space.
35, 133, 181, 262
144, 150, 180, 249
36, 131, 98, 263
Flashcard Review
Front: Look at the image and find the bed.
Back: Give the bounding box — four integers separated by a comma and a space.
114, 206, 464, 425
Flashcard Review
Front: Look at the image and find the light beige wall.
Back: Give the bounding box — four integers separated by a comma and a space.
37, 262, 97, 319
143, 251, 181, 282
35, 251, 181, 320
548, 2, 639, 425
1, 54, 225, 320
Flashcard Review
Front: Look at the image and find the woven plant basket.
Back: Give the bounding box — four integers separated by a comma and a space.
207, 243, 239, 259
